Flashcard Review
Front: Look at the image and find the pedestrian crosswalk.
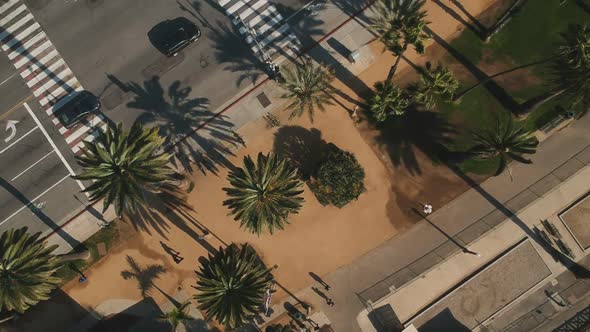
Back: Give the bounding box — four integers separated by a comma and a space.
0, 0, 108, 154
218, 0, 303, 64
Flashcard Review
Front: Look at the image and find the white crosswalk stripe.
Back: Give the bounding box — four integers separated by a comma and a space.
1, 22, 40, 50
0, 0, 19, 13
0, 0, 108, 153
218, 0, 302, 64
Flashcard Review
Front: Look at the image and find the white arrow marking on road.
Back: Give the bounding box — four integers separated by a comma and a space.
4, 120, 18, 143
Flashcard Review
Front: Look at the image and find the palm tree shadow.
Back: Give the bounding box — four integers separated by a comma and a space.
272, 126, 332, 180
331, 0, 375, 28
209, 20, 266, 87
177, 0, 217, 32
433, 0, 487, 40
372, 107, 457, 175
123, 76, 240, 176
125, 179, 222, 255
448, 165, 590, 279
120, 255, 167, 298
427, 27, 520, 113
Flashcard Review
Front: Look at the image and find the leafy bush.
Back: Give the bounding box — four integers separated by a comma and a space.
309, 145, 365, 208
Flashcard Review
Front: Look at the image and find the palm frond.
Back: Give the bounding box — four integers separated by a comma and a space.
194, 244, 272, 329
73, 123, 176, 216
0, 228, 61, 313
279, 60, 336, 122
223, 152, 304, 235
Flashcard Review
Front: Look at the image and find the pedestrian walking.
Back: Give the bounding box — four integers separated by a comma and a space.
309, 272, 331, 291
423, 203, 433, 215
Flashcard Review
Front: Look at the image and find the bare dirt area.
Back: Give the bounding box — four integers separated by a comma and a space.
60, 0, 502, 325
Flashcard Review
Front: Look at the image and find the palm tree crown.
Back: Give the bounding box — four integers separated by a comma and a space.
73, 123, 175, 216
552, 24, 590, 108
160, 301, 194, 332
194, 244, 272, 329
370, 0, 430, 55
279, 59, 337, 122
415, 62, 459, 109
369, 80, 410, 121
0, 227, 61, 313
469, 117, 538, 176
223, 152, 304, 235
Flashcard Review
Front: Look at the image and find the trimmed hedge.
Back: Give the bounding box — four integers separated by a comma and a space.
309, 145, 365, 208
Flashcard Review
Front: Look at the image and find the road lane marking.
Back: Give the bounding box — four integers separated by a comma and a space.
24, 102, 85, 191
0, 94, 34, 121
0, 126, 38, 154
0, 174, 70, 227
11, 150, 54, 181
0, 73, 16, 86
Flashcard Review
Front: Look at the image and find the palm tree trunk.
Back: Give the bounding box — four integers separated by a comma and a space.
386, 43, 409, 82
453, 56, 556, 102
386, 53, 404, 82
485, 0, 528, 41
515, 89, 567, 118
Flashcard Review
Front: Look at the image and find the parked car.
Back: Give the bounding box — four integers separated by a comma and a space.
148, 17, 201, 57
55, 91, 100, 129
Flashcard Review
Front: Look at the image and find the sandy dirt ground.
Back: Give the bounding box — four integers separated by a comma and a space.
62, 0, 501, 323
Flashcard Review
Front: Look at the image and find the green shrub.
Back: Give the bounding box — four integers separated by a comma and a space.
309, 145, 365, 208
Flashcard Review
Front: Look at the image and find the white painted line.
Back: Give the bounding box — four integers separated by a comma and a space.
0, 5, 26, 27
257, 15, 283, 35
238, 0, 266, 20
0, 126, 38, 154
0, 73, 16, 86
14, 39, 53, 68
8, 31, 45, 59
24, 102, 85, 191
0, 0, 19, 15
219, 0, 233, 7
66, 113, 106, 144
27, 60, 67, 90
0, 174, 70, 227
249, 7, 276, 28
71, 122, 108, 153
2, 22, 40, 51
0, 13, 34, 40
11, 150, 55, 181
20, 49, 58, 77
227, 0, 246, 15
33, 68, 73, 97
40, 76, 79, 106
260, 23, 289, 48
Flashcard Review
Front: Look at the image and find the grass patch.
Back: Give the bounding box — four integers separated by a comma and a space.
55, 222, 120, 285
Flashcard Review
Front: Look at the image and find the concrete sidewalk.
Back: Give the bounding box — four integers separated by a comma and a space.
322, 110, 590, 331
356, 163, 590, 331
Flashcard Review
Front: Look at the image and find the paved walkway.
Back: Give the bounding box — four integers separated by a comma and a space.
321, 112, 590, 331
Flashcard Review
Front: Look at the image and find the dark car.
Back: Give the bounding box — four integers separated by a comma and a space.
55, 91, 100, 129
148, 17, 201, 57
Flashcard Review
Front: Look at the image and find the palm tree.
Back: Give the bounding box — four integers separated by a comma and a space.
159, 301, 194, 332
414, 62, 459, 109
73, 123, 175, 216
468, 117, 538, 179
0, 227, 61, 313
223, 152, 304, 235
369, 80, 410, 121
370, 0, 430, 81
519, 24, 590, 116
279, 59, 337, 122
194, 244, 272, 329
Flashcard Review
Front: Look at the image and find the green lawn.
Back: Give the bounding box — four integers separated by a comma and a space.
55, 222, 120, 285
434, 0, 589, 174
